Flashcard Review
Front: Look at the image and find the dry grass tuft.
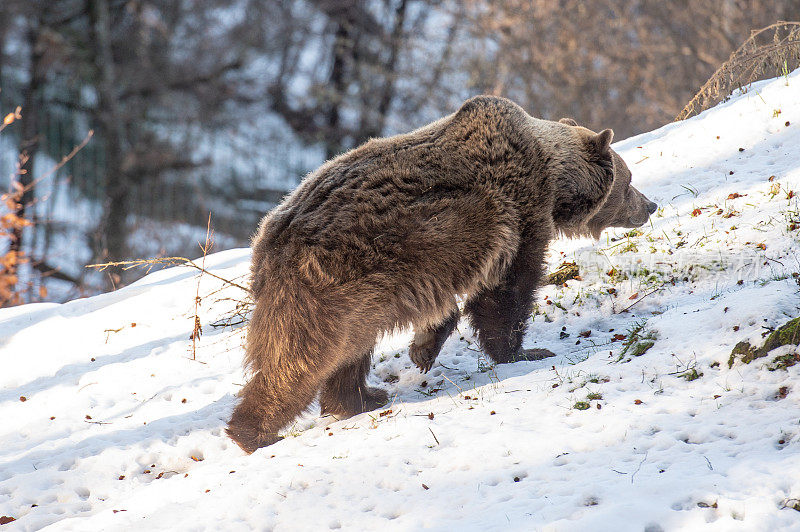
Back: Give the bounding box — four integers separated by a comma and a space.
677, 21, 800, 121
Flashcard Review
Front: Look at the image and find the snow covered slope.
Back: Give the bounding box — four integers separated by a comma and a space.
2, 71, 800, 531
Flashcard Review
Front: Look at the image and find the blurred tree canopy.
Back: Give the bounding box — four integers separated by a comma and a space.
0, 0, 797, 299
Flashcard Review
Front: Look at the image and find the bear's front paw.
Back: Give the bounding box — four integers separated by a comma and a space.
409, 343, 438, 373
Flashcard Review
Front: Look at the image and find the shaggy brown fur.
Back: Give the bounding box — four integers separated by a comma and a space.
226, 96, 656, 453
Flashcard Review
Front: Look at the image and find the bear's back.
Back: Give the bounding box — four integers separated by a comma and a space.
251, 96, 557, 288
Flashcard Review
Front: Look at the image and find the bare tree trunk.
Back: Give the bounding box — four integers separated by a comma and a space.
0, 5, 7, 87
10, 13, 47, 295
356, 0, 407, 144
88, 0, 128, 272
374, 0, 406, 130
324, 21, 351, 159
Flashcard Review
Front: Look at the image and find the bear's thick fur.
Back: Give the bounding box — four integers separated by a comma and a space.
227, 96, 656, 453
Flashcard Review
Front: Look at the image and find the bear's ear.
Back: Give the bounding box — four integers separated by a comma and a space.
588, 129, 613, 156
558, 118, 578, 126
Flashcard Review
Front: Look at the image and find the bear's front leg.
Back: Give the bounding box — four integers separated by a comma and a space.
409, 309, 460, 373
465, 239, 549, 364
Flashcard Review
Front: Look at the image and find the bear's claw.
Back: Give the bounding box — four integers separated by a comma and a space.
409, 344, 437, 373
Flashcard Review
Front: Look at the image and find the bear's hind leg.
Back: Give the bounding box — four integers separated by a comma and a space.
227, 365, 325, 453
319, 350, 389, 418
409, 308, 460, 373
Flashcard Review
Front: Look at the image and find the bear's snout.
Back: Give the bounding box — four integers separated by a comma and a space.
626, 187, 657, 227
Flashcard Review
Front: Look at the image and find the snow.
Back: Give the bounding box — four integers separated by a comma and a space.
2, 71, 800, 530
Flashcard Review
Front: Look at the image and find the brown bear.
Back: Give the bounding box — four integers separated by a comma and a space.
226, 96, 657, 453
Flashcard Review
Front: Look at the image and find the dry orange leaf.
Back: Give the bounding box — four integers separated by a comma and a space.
2, 107, 21, 126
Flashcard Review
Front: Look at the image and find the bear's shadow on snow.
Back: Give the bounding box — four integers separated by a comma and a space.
0, 398, 235, 484
363, 335, 564, 411
0, 313, 244, 409
0, 331, 193, 406
0, 253, 247, 350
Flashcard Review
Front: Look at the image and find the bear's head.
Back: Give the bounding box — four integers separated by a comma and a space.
555, 117, 657, 239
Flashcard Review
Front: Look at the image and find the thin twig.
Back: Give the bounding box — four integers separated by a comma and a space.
441, 374, 464, 394
191, 214, 213, 360
616, 284, 665, 314
630, 451, 648, 484
86, 256, 249, 292
26, 130, 94, 193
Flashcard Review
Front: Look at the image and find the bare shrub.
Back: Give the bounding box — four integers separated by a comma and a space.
677, 21, 800, 121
